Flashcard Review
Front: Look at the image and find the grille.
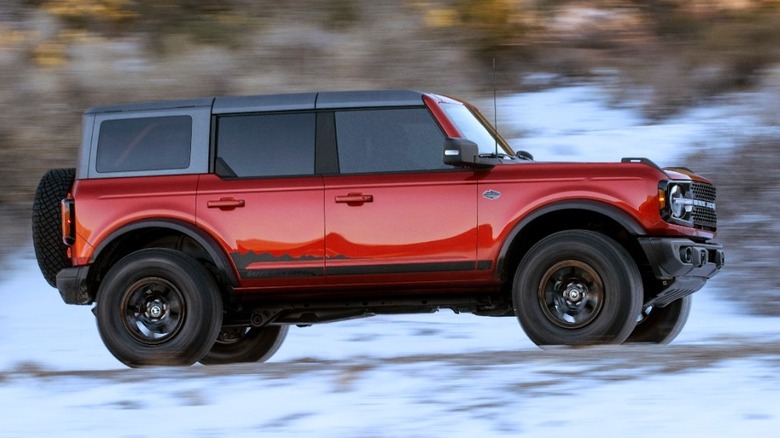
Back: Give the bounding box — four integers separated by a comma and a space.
690, 182, 717, 230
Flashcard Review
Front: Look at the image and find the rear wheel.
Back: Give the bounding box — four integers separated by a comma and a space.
96, 249, 223, 367
200, 325, 289, 365
32, 168, 75, 287
626, 296, 692, 344
513, 230, 642, 346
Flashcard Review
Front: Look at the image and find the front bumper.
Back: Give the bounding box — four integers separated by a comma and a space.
56, 265, 93, 305
638, 237, 725, 307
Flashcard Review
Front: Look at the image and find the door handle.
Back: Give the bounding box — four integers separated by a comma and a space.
207, 198, 245, 210
335, 193, 374, 205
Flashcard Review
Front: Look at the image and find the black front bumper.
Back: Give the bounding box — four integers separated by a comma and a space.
56, 265, 93, 305
638, 237, 725, 307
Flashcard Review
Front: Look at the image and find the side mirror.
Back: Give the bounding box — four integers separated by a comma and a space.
443, 138, 496, 170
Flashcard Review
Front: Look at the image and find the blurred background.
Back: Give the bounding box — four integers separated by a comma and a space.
0, 0, 778, 313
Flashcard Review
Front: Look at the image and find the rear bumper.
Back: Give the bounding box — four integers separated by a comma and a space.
56, 265, 93, 305
638, 237, 725, 307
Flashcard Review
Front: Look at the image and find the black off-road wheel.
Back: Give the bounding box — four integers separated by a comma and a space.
513, 230, 642, 346
96, 248, 223, 367
626, 295, 692, 344
200, 325, 289, 365
32, 168, 75, 287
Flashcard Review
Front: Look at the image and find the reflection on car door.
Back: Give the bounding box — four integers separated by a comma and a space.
324, 107, 482, 286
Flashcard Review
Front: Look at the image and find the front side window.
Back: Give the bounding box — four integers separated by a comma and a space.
335, 108, 447, 174
216, 113, 316, 178
96, 116, 192, 173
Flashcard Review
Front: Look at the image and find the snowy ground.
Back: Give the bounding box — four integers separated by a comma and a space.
2, 84, 779, 437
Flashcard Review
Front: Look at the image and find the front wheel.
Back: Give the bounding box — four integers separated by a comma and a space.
626, 296, 692, 344
96, 249, 223, 367
513, 230, 642, 346
200, 325, 289, 365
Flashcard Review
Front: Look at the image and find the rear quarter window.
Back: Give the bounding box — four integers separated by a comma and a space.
96, 116, 192, 173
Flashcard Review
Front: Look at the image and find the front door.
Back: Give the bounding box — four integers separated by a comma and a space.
324, 107, 480, 286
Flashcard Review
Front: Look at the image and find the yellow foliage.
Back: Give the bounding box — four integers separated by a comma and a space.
457, 0, 526, 47
459, 0, 515, 28
757, 0, 780, 10
33, 41, 67, 67
424, 8, 459, 28
0, 28, 29, 46
41, 0, 138, 22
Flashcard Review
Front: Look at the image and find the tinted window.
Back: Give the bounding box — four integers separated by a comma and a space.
335, 108, 447, 174
216, 113, 315, 178
96, 116, 192, 173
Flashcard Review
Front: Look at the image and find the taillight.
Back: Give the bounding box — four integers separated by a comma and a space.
61, 198, 75, 246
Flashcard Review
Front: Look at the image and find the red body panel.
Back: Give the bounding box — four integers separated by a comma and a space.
196, 174, 325, 288
474, 161, 716, 261
323, 171, 484, 286
70, 159, 715, 294
70, 175, 200, 265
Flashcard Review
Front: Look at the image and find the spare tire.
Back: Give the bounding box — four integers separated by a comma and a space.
32, 168, 75, 287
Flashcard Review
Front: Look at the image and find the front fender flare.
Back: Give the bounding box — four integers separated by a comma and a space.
496, 200, 646, 280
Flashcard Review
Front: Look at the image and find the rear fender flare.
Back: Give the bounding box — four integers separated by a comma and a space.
92, 219, 238, 287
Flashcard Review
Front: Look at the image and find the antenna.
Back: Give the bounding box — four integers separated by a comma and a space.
493, 57, 498, 157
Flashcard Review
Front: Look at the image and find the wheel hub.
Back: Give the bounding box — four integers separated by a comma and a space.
145, 298, 167, 320
562, 283, 585, 303
538, 260, 605, 329
121, 277, 185, 345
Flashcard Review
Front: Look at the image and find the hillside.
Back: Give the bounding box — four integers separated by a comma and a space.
2, 0, 779, 311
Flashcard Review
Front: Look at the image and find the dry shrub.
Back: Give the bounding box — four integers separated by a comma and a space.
684, 138, 780, 315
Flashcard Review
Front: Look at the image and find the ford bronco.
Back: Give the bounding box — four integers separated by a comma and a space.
32, 90, 724, 367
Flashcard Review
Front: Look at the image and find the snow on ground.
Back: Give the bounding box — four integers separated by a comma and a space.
2, 248, 780, 437
2, 84, 780, 437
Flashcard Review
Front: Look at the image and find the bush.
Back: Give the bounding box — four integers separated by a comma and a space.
683, 138, 780, 315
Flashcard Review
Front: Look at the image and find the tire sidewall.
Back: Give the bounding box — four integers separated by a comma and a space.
200, 325, 289, 365
627, 295, 692, 344
96, 249, 222, 367
513, 230, 642, 346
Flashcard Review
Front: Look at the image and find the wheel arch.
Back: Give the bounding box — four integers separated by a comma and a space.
89, 219, 238, 297
497, 200, 649, 287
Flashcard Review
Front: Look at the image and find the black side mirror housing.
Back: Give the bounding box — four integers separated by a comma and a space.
443, 138, 496, 170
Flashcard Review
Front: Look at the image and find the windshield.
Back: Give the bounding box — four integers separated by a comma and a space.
441, 103, 514, 156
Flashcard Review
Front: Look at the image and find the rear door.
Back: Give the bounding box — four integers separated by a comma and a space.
196, 111, 325, 288
323, 107, 482, 286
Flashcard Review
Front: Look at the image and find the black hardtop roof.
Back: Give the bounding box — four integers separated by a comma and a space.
85, 90, 429, 115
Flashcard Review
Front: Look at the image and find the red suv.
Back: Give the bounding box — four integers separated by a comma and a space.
32, 90, 724, 367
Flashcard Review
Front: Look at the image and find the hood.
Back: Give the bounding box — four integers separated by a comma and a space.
663, 166, 713, 184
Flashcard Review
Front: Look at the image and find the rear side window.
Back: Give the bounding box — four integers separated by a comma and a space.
96, 116, 192, 173
216, 113, 316, 178
335, 108, 447, 174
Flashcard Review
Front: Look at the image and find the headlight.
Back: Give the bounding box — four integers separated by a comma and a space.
669, 184, 693, 220
659, 180, 718, 230
660, 182, 694, 225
